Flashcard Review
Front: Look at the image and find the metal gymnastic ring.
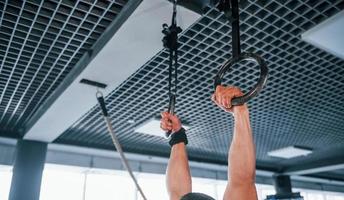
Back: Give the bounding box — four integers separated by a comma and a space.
214, 52, 268, 106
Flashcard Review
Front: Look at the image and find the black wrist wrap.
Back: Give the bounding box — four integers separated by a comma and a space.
169, 128, 188, 147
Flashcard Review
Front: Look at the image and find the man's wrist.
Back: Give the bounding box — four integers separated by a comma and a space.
233, 104, 249, 118
169, 128, 188, 147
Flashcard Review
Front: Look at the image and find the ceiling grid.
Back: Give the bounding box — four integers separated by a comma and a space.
0, 0, 129, 136
56, 0, 344, 174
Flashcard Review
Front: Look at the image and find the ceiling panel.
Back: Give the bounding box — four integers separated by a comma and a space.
0, 0, 130, 137
55, 0, 344, 171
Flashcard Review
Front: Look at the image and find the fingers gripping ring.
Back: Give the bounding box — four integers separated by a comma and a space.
214, 52, 268, 106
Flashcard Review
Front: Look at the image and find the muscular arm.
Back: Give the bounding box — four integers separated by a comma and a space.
161, 112, 192, 200
223, 105, 257, 200
166, 143, 192, 200
213, 86, 257, 200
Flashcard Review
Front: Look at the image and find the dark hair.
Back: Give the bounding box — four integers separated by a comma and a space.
181, 193, 215, 200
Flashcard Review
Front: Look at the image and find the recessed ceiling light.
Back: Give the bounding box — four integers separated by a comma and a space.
268, 146, 312, 159
301, 10, 344, 60
134, 118, 189, 137
127, 119, 135, 124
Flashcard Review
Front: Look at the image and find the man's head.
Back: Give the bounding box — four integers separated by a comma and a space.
181, 193, 215, 200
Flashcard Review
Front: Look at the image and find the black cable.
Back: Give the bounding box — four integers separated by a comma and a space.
168, 48, 173, 101
162, 0, 182, 138
174, 43, 178, 98
172, 0, 177, 26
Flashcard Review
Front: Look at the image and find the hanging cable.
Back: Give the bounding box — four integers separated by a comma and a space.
162, 0, 182, 138
96, 91, 147, 200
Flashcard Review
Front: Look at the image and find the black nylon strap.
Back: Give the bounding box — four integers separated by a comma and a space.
162, 0, 182, 138
217, 0, 241, 58
214, 0, 268, 105
231, 0, 241, 58
169, 128, 188, 147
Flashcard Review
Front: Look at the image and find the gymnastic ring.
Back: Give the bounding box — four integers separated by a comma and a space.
214, 52, 268, 106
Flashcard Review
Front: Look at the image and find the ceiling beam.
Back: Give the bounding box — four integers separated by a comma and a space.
23, 0, 200, 142
22, 0, 143, 138
281, 156, 344, 176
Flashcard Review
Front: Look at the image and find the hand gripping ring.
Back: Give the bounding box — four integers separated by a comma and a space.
214, 52, 268, 106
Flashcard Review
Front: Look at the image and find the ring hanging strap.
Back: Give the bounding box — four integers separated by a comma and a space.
230, 0, 240, 58
162, 0, 182, 138
214, 0, 268, 105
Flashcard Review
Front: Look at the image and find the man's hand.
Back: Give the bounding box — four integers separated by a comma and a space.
160, 112, 182, 133
212, 85, 246, 114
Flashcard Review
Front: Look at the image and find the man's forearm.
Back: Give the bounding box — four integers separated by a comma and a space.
166, 143, 192, 200
229, 105, 256, 184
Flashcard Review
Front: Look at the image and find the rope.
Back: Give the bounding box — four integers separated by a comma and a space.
104, 116, 147, 200
172, 0, 177, 26
168, 0, 179, 104
163, 0, 182, 137
96, 92, 147, 200
167, 37, 178, 107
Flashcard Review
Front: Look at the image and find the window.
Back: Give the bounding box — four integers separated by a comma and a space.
192, 177, 217, 199
256, 184, 275, 200
305, 193, 325, 200
215, 180, 227, 199
295, 188, 344, 200
39, 164, 344, 200
0, 165, 12, 200
40, 165, 85, 200
137, 173, 168, 200
85, 170, 136, 200
325, 195, 344, 200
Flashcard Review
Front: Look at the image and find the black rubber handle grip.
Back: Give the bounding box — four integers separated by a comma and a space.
97, 96, 109, 117
214, 52, 268, 105
165, 94, 176, 138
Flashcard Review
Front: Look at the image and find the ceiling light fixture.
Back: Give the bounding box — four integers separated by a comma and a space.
134, 118, 189, 137
301, 10, 344, 60
268, 146, 313, 159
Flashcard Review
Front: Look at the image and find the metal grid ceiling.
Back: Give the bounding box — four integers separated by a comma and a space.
56, 0, 344, 171
0, 0, 129, 137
